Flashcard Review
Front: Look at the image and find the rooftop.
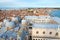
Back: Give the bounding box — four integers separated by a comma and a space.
32, 23, 59, 29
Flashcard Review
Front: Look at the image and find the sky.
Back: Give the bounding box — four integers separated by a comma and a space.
0, 0, 60, 9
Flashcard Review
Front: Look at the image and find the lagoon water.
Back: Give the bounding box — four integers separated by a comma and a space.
50, 10, 60, 17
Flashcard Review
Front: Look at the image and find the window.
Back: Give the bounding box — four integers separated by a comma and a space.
49, 32, 52, 35
43, 31, 45, 34
55, 32, 58, 36
33, 39, 35, 40
29, 27, 32, 29
41, 39, 42, 40
38, 39, 40, 40
43, 39, 45, 40
36, 31, 39, 34
36, 39, 37, 40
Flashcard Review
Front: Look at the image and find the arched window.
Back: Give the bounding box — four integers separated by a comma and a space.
38, 39, 40, 40
36, 31, 39, 34
55, 32, 58, 36
43, 39, 46, 40
49, 32, 52, 35
43, 31, 45, 34
36, 39, 37, 40
41, 39, 42, 40
33, 39, 35, 40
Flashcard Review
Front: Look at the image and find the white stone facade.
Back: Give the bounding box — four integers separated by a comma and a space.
32, 28, 60, 40
25, 16, 51, 24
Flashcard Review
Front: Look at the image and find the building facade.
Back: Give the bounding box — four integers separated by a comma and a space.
23, 15, 60, 40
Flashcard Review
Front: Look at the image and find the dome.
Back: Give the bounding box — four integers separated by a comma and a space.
5, 21, 15, 28
0, 27, 7, 37
22, 20, 27, 24
21, 20, 28, 26
12, 16, 21, 23
3, 19, 9, 23
1, 31, 17, 38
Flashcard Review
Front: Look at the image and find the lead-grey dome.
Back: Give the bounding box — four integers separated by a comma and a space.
12, 16, 21, 23
5, 21, 15, 28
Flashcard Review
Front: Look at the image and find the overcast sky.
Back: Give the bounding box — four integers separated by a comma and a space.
0, 0, 60, 9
